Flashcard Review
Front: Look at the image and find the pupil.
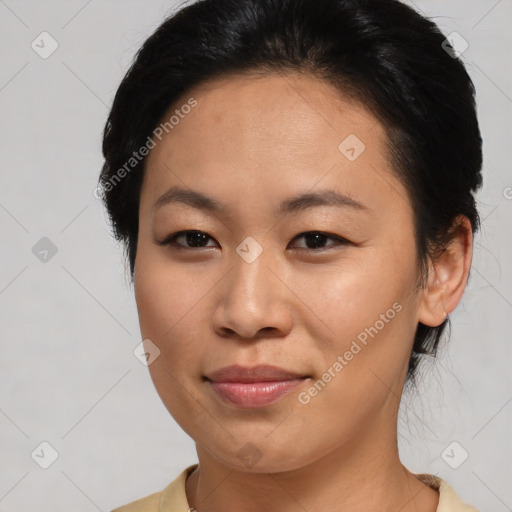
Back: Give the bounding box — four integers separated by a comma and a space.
187, 231, 207, 247
306, 232, 326, 249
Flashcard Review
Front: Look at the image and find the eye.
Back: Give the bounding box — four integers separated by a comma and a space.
158, 230, 218, 249
158, 230, 350, 251
288, 231, 350, 251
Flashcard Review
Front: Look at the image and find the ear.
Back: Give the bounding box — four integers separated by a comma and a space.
418, 215, 473, 327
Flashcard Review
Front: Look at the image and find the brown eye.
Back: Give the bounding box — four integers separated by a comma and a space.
289, 231, 350, 251
159, 230, 350, 252
159, 230, 218, 249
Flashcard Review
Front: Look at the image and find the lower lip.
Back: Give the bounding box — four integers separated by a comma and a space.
208, 379, 306, 408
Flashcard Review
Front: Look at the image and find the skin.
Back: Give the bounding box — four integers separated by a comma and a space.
134, 71, 473, 512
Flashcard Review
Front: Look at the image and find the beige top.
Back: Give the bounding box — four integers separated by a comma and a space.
112, 464, 480, 512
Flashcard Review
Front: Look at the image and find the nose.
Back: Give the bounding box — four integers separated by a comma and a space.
210, 246, 293, 340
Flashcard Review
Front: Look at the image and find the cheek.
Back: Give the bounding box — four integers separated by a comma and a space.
135, 243, 203, 338
134, 252, 196, 373
302, 245, 420, 398
295, 302, 416, 444
301, 245, 417, 339
134, 255, 210, 428
134, 245, 225, 383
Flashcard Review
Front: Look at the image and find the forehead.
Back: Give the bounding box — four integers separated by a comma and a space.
141, 71, 408, 216
153, 71, 383, 152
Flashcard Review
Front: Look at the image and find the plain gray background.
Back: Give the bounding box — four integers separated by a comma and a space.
0, 0, 511, 510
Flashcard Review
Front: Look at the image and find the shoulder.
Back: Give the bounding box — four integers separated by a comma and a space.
111, 490, 162, 512
111, 464, 198, 512
415, 473, 480, 512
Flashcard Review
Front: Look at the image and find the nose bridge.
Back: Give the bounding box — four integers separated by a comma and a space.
230, 238, 277, 310
212, 238, 292, 338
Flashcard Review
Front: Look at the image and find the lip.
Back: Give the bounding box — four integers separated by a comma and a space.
205, 364, 310, 408
206, 364, 307, 383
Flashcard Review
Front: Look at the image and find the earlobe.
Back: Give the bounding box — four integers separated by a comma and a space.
418, 216, 473, 327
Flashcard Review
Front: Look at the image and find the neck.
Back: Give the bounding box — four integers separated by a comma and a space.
185, 411, 439, 512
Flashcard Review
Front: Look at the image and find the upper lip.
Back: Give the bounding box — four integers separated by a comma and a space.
205, 364, 308, 383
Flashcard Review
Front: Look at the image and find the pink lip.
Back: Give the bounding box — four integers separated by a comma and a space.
205, 364, 309, 408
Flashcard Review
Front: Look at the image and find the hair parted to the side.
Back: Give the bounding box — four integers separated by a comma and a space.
98, 0, 482, 385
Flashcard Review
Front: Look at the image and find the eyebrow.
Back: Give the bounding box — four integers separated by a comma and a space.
153, 186, 369, 215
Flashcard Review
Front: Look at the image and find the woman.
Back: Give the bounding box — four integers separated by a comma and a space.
98, 0, 482, 510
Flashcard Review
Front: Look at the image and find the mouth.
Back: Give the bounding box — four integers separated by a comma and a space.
204, 364, 311, 408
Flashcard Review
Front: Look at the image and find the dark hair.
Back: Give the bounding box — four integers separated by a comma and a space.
99, 0, 482, 385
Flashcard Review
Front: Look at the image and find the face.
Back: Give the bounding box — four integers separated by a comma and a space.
134, 71, 424, 472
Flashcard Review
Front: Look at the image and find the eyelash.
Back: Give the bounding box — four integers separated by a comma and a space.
158, 230, 351, 252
